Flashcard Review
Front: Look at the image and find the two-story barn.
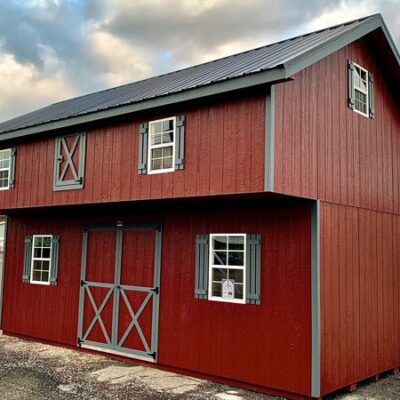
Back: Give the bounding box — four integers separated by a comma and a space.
0, 14, 399, 400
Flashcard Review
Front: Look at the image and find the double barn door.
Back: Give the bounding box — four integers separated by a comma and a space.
77, 223, 162, 362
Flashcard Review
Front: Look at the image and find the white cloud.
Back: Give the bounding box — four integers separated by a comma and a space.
87, 30, 154, 87
0, 0, 398, 123
175, 37, 267, 67
0, 51, 75, 120
307, 1, 377, 31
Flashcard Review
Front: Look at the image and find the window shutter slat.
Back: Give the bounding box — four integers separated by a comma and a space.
195, 234, 209, 299
50, 236, 60, 285
138, 122, 148, 174
368, 73, 375, 118
175, 115, 185, 170
9, 148, 16, 188
23, 236, 33, 283
348, 60, 355, 110
246, 234, 261, 305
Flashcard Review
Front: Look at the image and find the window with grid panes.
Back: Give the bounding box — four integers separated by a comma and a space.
208, 234, 246, 304
353, 63, 369, 116
0, 149, 11, 189
148, 117, 176, 174
30, 235, 53, 284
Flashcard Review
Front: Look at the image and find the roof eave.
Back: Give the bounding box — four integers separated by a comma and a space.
1, 14, 398, 142
0, 67, 287, 142
283, 14, 400, 78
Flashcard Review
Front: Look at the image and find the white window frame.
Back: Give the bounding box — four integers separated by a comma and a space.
30, 234, 53, 285
353, 62, 369, 118
208, 233, 246, 304
0, 149, 11, 191
147, 116, 176, 175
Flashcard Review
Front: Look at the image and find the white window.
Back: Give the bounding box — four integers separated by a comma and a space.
208, 234, 246, 304
30, 235, 53, 285
0, 149, 12, 190
148, 117, 176, 174
353, 63, 369, 117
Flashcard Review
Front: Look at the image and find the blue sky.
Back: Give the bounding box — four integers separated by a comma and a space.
0, 0, 399, 122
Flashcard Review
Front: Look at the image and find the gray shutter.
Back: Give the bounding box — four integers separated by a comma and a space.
348, 60, 355, 110
368, 73, 375, 118
195, 234, 209, 299
246, 234, 261, 305
49, 236, 60, 285
23, 236, 33, 283
175, 116, 185, 170
9, 148, 16, 188
138, 122, 148, 174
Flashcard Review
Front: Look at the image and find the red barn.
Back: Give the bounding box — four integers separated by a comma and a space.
0, 14, 399, 400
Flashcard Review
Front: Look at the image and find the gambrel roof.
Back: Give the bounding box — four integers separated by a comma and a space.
0, 13, 398, 141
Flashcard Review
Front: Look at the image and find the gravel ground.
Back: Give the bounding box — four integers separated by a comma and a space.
0, 333, 399, 399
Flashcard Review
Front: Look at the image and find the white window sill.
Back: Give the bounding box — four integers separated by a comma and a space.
353, 108, 369, 118
208, 296, 246, 305
147, 168, 175, 175
29, 281, 51, 286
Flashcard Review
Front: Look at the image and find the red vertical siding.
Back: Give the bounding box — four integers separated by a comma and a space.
274, 37, 400, 213
1, 201, 311, 397
320, 202, 400, 395
273, 34, 400, 396
0, 94, 266, 211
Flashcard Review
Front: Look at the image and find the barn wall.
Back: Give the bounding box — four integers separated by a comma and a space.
0, 94, 266, 211
1, 200, 312, 397
319, 201, 400, 395
274, 37, 400, 214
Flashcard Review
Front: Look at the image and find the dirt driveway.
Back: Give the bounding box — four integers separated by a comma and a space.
0, 333, 398, 400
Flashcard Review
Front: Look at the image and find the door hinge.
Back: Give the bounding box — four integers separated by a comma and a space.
151, 287, 159, 295
77, 338, 83, 346
80, 280, 86, 287
148, 351, 157, 359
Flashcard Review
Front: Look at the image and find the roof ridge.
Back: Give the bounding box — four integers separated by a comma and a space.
2, 12, 396, 139
48, 13, 380, 108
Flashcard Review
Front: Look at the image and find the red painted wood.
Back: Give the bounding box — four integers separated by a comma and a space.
320, 202, 400, 396
0, 94, 265, 211
274, 37, 400, 214
1, 200, 312, 397
83, 230, 116, 345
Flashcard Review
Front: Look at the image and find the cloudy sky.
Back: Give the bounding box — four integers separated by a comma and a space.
0, 0, 399, 122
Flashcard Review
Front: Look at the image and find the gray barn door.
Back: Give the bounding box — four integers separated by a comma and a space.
77, 223, 162, 363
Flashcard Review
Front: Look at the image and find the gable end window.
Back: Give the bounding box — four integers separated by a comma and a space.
195, 233, 261, 305
138, 116, 185, 174
348, 61, 375, 118
54, 132, 86, 191
0, 148, 16, 190
23, 235, 60, 285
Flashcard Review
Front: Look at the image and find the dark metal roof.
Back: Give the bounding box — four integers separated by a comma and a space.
0, 13, 397, 139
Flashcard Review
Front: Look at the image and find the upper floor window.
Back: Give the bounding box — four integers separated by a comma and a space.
353, 63, 368, 116
0, 148, 16, 190
138, 116, 185, 175
148, 117, 176, 174
348, 61, 375, 118
54, 132, 86, 191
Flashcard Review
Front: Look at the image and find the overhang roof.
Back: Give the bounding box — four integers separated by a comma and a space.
0, 13, 398, 141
